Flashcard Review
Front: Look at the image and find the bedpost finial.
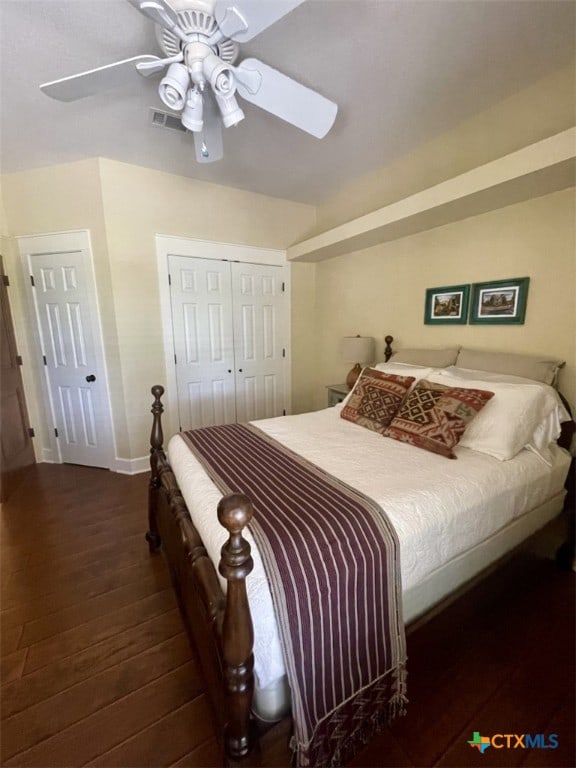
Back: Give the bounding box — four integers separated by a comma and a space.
218, 493, 253, 534
218, 494, 254, 582
384, 335, 394, 362
151, 384, 165, 400
150, 385, 165, 453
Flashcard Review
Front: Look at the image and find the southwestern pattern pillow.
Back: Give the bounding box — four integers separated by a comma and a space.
382, 379, 494, 458
341, 368, 415, 433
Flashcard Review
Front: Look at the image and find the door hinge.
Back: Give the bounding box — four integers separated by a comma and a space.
281, 281, 285, 292
54, 428, 59, 438
43, 355, 47, 366
28, 427, 35, 438
282, 348, 286, 358
30, 275, 35, 287
174, 353, 177, 365
2, 274, 9, 287
16, 355, 23, 366
168, 273, 171, 285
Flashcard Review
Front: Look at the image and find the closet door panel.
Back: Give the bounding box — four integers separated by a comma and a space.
169, 255, 236, 429
232, 263, 285, 423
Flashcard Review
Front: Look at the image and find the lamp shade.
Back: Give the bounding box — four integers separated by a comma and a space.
340, 335, 375, 364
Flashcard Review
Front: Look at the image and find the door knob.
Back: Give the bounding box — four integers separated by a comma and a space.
85, 374, 96, 382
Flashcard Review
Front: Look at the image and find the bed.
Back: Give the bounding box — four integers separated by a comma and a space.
146, 340, 574, 766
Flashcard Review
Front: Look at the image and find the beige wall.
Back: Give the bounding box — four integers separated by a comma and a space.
97, 159, 317, 457
1, 161, 126, 457
289, 261, 317, 414
308, 189, 576, 413
314, 63, 576, 232
1, 158, 316, 463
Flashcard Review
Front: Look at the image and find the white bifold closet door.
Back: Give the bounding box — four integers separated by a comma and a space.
169, 255, 286, 430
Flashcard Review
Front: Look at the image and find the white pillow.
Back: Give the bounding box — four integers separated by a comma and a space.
440, 365, 552, 387
374, 362, 435, 383
525, 408, 568, 466
427, 370, 567, 461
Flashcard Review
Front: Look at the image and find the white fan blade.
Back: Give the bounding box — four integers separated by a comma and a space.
194, 92, 224, 163
235, 58, 337, 138
40, 55, 161, 102
125, 0, 188, 43
214, 0, 306, 43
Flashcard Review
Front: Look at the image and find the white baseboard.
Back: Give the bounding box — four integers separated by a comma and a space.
35, 454, 149, 475
41, 447, 58, 463
112, 456, 150, 475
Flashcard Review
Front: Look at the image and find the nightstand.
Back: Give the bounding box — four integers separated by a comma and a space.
326, 383, 350, 407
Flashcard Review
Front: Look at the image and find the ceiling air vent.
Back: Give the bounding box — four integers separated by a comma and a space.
150, 108, 187, 133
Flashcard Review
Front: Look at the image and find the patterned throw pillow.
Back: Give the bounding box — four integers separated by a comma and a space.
341, 368, 415, 433
382, 380, 494, 458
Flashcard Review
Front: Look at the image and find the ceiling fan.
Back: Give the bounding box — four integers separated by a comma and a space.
40, 0, 338, 163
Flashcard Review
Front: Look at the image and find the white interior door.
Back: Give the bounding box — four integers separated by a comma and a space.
231, 263, 286, 423
169, 255, 236, 429
25, 242, 114, 468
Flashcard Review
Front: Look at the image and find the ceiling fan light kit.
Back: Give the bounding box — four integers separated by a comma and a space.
39, 0, 338, 163
181, 88, 204, 131
159, 62, 190, 110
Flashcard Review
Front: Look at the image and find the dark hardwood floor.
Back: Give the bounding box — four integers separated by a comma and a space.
1, 463, 574, 767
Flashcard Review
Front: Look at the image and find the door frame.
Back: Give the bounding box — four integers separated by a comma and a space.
0, 252, 36, 500
17, 229, 117, 468
155, 235, 291, 437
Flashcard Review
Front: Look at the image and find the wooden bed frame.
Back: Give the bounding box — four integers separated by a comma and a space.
145, 336, 573, 764
146, 386, 260, 762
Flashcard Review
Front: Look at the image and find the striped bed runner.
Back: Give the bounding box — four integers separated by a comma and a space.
181, 423, 407, 767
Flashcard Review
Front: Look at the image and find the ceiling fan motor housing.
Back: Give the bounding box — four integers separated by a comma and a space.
156, 0, 238, 64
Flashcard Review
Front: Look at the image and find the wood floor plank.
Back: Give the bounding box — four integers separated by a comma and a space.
4, 661, 198, 767
171, 737, 223, 767
0, 624, 23, 656
348, 728, 413, 768
2, 545, 160, 608
88, 696, 215, 767
0, 648, 27, 685
0, 552, 29, 580
390, 560, 568, 766
0, 557, 167, 630
2, 610, 185, 720
521, 699, 575, 768
436, 600, 574, 768
18, 565, 170, 647
2, 538, 152, 606
23, 588, 177, 673
17, 531, 145, 581
1, 634, 196, 760
3, 490, 139, 527
22, 510, 145, 564
1, 504, 134, 548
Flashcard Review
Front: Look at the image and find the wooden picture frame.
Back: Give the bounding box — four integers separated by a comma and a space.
424, 284, 470, 324
469, 277, 530, 324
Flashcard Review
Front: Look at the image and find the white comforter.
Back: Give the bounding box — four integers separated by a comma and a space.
167, 405, 569, 690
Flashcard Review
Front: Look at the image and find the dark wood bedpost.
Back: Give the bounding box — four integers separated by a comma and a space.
146, 384, 165, 553
384, 335, 394, 362
218, 494, 256, 761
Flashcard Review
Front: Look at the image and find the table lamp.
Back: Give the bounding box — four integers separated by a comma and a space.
340, 335, 375, 389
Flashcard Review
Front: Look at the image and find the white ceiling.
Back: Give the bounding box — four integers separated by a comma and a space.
0, 0, 574, 205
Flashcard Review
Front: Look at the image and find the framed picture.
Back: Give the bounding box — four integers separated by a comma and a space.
469, 277, 530, 324
424, 284, 470, 324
